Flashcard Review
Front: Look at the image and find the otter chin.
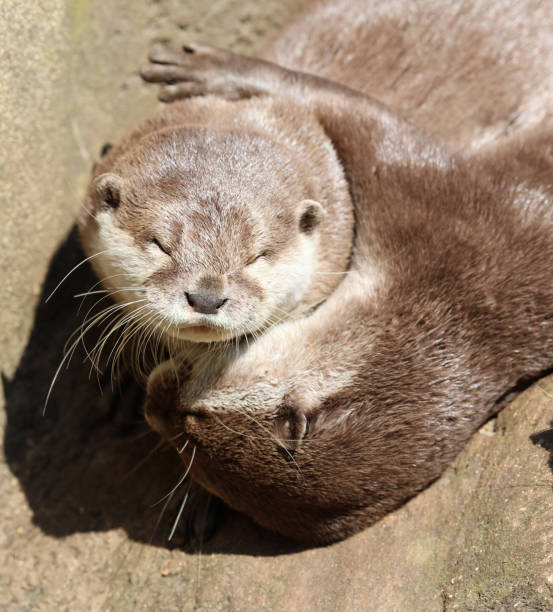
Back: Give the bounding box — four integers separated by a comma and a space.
171, 324, 229, 343
186, 325, 214, 335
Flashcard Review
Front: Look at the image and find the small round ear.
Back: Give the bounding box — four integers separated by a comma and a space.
274, 400, 309, 453
298, 199, 324, 234
100, 142, 113, 158
94, 173, 124, 209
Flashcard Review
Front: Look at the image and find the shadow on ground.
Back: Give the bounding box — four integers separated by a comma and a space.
2, 227, 303, 557
530, 421, 553, 473
5, 226, 552, 566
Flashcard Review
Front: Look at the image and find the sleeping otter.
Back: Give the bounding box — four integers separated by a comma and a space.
78, 97, 354, 353
139, 0, 553, 543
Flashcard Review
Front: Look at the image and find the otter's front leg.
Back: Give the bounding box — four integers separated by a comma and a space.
140, 43, 272, 102
140, 42, 434, 233
140, 42, 306, 103
139, 42, 386, 127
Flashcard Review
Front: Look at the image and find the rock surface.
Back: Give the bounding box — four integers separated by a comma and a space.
1, 1, 553, 610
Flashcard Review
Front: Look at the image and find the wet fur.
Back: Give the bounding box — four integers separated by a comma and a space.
101, 0, 553, 543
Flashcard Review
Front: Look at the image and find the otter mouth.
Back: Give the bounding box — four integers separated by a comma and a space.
182, 324, 226, 340
166, 321, 240, 343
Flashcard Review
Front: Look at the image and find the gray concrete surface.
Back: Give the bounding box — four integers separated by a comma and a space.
1, 1, 553, 610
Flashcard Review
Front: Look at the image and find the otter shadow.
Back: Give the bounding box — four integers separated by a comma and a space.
2, 227, 303, 557
530, 422, 553, 476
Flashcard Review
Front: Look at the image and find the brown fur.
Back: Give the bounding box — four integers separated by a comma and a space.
140, 0, 553, 544
266, 0, 553, 154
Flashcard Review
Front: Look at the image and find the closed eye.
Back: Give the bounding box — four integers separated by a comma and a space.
151, 237, 171, 256
247, 250, 273, 265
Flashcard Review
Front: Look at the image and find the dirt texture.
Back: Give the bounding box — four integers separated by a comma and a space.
1, 1, 553, 611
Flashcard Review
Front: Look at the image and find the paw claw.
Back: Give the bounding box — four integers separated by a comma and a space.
181, 41, 212, 55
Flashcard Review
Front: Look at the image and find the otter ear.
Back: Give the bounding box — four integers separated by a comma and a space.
94, 173, 124, 210
298, 199, 324, 234
274, 397, 308, 453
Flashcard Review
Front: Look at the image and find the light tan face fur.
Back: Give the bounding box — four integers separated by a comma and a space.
79, 127, 326, 345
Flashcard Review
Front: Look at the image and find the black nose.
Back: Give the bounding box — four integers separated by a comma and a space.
185, 292, 228, 315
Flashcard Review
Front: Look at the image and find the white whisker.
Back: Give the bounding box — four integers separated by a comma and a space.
46, 249, 112, 303
152, 445, 197, 507
167, 488, 190, 542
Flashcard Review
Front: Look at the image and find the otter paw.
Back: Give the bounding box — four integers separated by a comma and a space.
140, 42, 261, 102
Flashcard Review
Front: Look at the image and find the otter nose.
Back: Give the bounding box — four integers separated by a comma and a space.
185, 292, 228, 315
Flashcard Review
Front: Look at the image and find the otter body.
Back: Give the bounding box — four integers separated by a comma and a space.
267, 0, 553, 153
81, 0, 553, 543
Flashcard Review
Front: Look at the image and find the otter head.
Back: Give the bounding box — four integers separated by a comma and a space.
143, 363, 364, 544
144, 364, 446, 545
142, 299, 464, 545
79, 124, 332, 348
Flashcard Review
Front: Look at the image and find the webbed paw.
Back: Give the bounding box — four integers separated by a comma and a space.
141, 42, 262, 102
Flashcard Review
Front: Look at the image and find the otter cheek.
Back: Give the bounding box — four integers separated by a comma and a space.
92, 212, 155, 285
230, 273, 266, 331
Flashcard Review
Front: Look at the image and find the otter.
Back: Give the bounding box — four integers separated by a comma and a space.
136, 0, 553, 544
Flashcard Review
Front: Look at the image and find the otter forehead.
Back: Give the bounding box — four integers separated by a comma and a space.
107, 125, 304, 224
109, 126, 317, 205
99, 128, 306, 268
